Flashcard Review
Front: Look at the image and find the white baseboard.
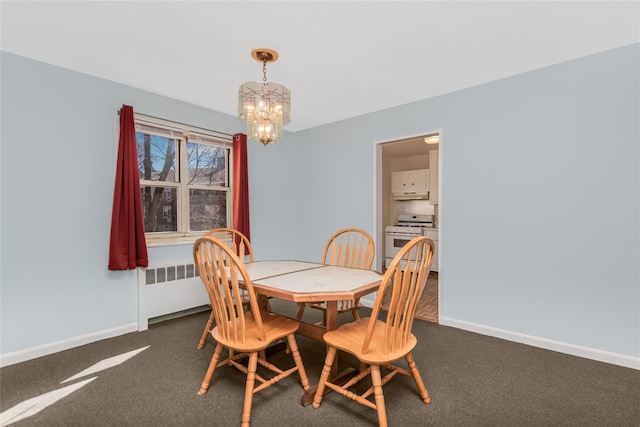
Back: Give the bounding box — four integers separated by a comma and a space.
0, 323, 138, 368
5, 313, 637, 372
441, 317, 640, 371
305, 298, 638, 370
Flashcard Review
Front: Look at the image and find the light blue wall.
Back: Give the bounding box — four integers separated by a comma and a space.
438, 45, 639, 355
0, 52, 243, 354
2, 43, 638, 363
247, 120, 379, 262
249, 44, 640, 358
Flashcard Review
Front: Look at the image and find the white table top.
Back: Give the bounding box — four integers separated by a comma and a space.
241, 260, 383, 302
243, 260, 324, 281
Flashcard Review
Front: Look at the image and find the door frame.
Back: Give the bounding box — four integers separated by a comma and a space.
367, 130, 443, 323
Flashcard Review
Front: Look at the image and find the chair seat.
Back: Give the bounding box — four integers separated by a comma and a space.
322, 317, 417, 365
212, 310, 300, 352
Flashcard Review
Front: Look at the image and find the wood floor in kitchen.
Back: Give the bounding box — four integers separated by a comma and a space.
382, 271, 438, 323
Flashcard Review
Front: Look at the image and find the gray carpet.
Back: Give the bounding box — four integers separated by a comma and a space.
1, 299, 639, 426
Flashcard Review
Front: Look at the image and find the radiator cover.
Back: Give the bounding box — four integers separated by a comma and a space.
137, 261, 208, 331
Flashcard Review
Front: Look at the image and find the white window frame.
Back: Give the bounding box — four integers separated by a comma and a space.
135, 113, 233, 243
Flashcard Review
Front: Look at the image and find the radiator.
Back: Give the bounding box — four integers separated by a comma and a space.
137, 261, 209, 331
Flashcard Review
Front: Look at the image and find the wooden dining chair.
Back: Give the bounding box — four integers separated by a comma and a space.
312, 236, 434, 427
193, 236, 310, 427
197, 228, 254, 350
296, 228, 375, 325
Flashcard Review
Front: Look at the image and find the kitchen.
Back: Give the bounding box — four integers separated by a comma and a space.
380, 133, 439, 321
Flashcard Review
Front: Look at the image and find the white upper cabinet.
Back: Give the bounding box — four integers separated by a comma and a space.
428, 150, 439, 204
392, 169, 429, 197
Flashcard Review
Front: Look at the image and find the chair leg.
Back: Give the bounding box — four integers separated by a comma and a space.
295, 303, 306, 320
286, 334, 310, 390
370, 365, 389, 427
198, 310, 214, 349
405, 352, 431, 404
241, 352, 259, 427
199, 343, 224, 395
312, 346, 338, 408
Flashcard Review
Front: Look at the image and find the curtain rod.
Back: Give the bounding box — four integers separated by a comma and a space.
117, 108, 234, 138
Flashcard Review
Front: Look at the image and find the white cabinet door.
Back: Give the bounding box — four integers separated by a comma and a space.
392, 169, 429, 194
428, 150, 439, 204
407, 169, 429, 193
391, 171, 409, 193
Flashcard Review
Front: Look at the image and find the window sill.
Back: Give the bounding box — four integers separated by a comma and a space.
145, 236, 200, 248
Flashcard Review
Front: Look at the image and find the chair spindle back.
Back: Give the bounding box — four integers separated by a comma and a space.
364, 236, 434, 355
204, 228, 254, 263
193, 236, 265, 345
322, 228, 375, 269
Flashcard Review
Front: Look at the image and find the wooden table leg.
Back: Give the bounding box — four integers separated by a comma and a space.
324, 301, 339, 379
256, 294, 271, 311
299, 301, 359, 406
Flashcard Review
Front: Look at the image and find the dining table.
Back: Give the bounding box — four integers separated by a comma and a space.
238, 260, 384, 406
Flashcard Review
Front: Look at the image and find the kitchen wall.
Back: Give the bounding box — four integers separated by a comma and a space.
394, 200, 435, 217
390, 153, 429, 171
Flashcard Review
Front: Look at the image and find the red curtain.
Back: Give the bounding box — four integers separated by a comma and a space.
232, 133, 251, 241
108, 105, 149, 270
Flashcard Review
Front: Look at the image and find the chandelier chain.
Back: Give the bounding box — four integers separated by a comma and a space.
263, 60, 268, 82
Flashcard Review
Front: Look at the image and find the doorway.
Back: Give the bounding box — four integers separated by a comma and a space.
374, 132, 441, 323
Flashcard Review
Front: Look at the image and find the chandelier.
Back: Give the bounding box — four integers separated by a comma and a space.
238, 48, 291, 145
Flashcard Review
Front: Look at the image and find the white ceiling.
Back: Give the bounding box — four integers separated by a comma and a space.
1, 1, 638, 133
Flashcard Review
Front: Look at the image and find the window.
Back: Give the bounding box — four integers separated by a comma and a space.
135, 114, 232, 241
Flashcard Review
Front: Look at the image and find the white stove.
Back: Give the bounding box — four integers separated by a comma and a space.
385, 224, 425, 236
385, 214, 434, 268
385, 214, 433, 235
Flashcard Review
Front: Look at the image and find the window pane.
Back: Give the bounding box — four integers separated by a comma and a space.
187, 142, 226, 186
189, 189, 227, 231
137, 132, 177, 182
141, 186, 178, 232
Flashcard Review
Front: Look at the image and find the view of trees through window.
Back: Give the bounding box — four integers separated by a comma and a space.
136, 125, 230, 236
